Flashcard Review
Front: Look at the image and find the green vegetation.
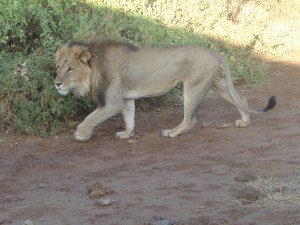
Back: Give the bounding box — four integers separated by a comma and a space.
0, 52, 85, 136
0, 0, 296, 136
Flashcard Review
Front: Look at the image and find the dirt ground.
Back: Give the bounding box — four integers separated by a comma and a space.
0, 59, 299, 225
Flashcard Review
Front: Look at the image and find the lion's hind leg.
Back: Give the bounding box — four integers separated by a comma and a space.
162, 81, 211, 137
213, 77, 250, 127
116, 99, 135, 139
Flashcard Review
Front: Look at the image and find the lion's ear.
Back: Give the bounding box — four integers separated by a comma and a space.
79, 51, 91, 65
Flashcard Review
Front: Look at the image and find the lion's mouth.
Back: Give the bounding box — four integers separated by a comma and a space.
55, 84, 70, 96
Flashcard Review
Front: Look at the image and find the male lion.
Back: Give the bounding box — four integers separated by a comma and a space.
54, 38, 276, 141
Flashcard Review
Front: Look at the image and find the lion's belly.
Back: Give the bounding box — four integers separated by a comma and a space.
125, 79, 180, 99
125, 89, 170, 99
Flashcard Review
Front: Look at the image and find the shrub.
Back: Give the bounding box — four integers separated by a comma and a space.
0, 0, 80, 52
0, 52, 90, 136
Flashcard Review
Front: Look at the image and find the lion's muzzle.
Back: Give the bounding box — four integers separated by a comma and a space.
55, 83, 70, 96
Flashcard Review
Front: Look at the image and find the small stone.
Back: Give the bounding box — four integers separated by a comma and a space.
153, 216, 174, 225
97, 198, 112, 206
23, 220, 34, 225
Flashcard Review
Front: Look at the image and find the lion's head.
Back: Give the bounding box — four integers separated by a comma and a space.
54, 42, 92, 97
55, 38, 138, 107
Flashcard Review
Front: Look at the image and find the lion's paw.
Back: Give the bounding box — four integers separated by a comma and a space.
235, 119, 250, 128
162, 129, 177, 137
74, 125, 93, 142
115, 131, 134, 139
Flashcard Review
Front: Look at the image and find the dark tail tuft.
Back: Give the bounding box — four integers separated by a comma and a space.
263, 96, 276, 112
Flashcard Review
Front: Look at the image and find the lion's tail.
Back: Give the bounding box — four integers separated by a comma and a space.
219, 57, 276, 114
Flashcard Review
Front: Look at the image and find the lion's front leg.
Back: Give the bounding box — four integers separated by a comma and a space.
74, 106, 120, 141
115, 99, 135, 139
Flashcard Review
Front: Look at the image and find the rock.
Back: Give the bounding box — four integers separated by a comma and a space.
153, 216, 174, 225
23, 220, 34, 225
96, 198, 112, 206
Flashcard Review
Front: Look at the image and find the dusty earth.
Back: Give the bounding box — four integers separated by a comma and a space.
0, 60, 299, 225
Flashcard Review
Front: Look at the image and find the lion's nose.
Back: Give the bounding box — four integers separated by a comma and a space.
55, 82, 62, 88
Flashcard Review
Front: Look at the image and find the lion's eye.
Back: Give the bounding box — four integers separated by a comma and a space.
67, 68, 73, 73
56, 65, 60, 70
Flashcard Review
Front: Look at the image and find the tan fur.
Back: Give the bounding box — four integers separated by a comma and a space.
54, 38, 274, 141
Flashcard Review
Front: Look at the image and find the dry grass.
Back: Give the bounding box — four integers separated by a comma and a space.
235, 174, 300, 207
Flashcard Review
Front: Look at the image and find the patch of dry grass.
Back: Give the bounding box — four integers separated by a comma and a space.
235, 174, 300, 207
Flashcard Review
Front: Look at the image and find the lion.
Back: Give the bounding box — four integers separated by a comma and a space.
54, 38, 276, 141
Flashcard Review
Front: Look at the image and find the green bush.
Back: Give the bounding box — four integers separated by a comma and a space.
0, 52, 90, 136
0, 0, 267, 136
0, 0, 80, 52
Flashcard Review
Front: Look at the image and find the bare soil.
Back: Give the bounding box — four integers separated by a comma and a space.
0, 60, 299, 225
